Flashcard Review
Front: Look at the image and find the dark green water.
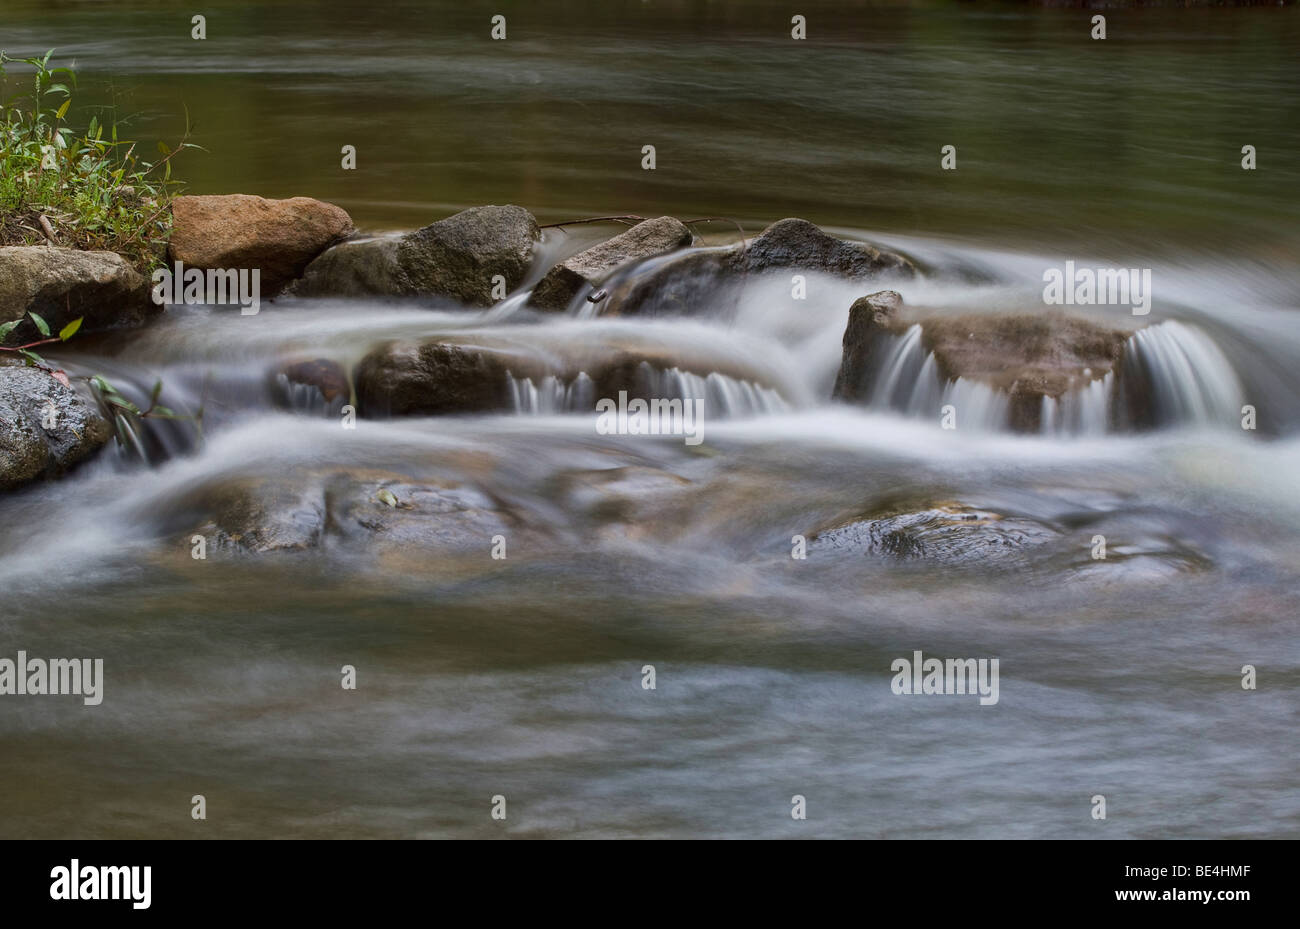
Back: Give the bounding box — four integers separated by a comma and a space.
4, 1, 1298, 252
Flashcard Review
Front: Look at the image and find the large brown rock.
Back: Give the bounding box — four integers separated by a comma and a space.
293, 205, 540, 306
0, 363, 112, 490
528, 216, 693, 311
832, 291, 1134, 431
599, 217, 916, 317
0, 246, 153, 345
168, 194, 354, 296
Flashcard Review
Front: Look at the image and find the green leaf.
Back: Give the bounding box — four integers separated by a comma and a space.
55, 98, 70, 120
150, 379, 163, 404
19, 348, 45, 366
376, 489, 398, 508
157, 140, 170, 157
0, 319, 21, 340
107, 395, 141, 415
28, 311, 50, 337
58, 316, 83, 341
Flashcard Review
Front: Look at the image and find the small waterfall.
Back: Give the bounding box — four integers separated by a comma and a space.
509, 372, 597, 414
1120, 320, 1246, 429
857, 319, 1246, 435
507, 365, 786, 418
1041, 372, 1112, 436
862, 326, 1007, 431
638, 363, 789, 417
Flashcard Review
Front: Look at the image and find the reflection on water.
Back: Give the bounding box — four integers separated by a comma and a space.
1, 1, 1298, 838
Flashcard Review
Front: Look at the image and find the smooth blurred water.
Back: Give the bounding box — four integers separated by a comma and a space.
1, 1, 1298, 839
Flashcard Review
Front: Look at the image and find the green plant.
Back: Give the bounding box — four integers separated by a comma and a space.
0, 309, 200, 450
0, 49, 200, 269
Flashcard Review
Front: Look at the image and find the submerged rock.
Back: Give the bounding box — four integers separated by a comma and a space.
181, 468, 549, 560
810, 502, 1059, 568
0, 246, 153, 344
168, 194, 354, 296
293, 205, 539, 305
600, 217, 916, 317
528, 216, 693, 311
190, 476, 327, 553
832, 291, 1134, 431
0, 364, 112, 490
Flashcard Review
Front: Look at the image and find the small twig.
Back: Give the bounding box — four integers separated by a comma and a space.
538, 214, 647, 231
681, 217, 749, 249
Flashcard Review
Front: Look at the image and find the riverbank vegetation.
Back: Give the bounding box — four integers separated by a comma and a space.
0, 49, 198, 270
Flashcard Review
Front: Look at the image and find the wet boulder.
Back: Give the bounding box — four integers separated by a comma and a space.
599, 218, 916, 318
528, 216, 693, 311
293, 205, 540, 306
832, 291, 1135, 431
270, 357, 350, 415
355, 341, 541, 417
353, 333, 788, 418
0, 363, 112, 490
168, 194, 354, 297
0, 246, 153, 344
744, 218, 915, 279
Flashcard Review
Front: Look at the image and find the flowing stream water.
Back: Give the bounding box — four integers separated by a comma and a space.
1, 0, 1298, 838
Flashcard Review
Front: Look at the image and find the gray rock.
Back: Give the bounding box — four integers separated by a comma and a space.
293, 205, 540, 306
744, 218, 915, 279
528, 216, 693, 311
0, 246, 153, 345
600, 217, 916, 317
0, 363, 112, 490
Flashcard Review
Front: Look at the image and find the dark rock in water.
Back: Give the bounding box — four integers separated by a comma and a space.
0, 364, 112, 491
832, 291, 1135, 431
810, 502, 1058, 568
831, 290, 906, 403
0, 246, 153, 344
599, 217, 916, 318
598, 249, 737, 319
355, 341, 537, 417
744, 218, 914, 279
353, 334, 785, 418
167, 194, 354, 296
271, 358, 350, 414
528, 216, 693, 312
293, 205, 539, 305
